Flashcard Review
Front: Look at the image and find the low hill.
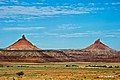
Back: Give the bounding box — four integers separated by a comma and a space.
0, 49, 119, 62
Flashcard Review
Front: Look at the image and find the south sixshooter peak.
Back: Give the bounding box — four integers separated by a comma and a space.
5, 35, 40, 50
83, 39, 114, 51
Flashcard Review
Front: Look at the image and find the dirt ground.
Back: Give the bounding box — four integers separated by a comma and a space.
0, 62, 120, 80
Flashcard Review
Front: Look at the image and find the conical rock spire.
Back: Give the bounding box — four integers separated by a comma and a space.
83, 39, 113, 51
5, 35, 40, 50
94, 39, 101, 44
22, 35, 26, 39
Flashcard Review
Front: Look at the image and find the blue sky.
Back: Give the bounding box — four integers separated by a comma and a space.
0, 0, 120, 50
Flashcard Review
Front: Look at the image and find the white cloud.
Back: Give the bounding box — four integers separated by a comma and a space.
17, 29, 120, 38
0, 0, 46, 5
25, 33, 44, 38
3, 1, 120, 20
45, 32, 90, 38
59, 33, 89, 38
0, 19, 16, 23
99, 30, 120, 38
111, 2, 120, 5
44, 29, 120, 38
57, 24, 81, 30
10, 0, 18, 3
88, 3, 95, 6
0, 6, 104, 18
105, 35, 116, 38
2, 27, 45, 31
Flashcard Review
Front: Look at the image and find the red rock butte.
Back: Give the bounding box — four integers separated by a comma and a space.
5, 35, 40, 50
83, 39, 113, 51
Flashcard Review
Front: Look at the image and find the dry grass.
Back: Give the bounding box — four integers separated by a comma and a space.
0, 62, 120, 80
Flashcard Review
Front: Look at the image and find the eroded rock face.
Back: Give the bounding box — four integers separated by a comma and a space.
5, 35, 40, 50
0, 50, 119, 62
0, 38, 119, 62
83, 39, 114, 51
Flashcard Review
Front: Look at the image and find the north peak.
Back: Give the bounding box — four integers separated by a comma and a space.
22, 35, 26, 39
94, 39, 101, 44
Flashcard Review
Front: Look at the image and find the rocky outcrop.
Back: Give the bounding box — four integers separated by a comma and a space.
5, 35, 40, 50
0, 50, 70, 62
0, 39, 119, 62
83, 39, 113, 51
0, 49, 120, 62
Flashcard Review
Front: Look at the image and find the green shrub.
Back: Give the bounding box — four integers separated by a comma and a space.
16, 71, 24, 77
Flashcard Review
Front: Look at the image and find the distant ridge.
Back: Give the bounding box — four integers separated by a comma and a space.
5, 35, 40, 50
0, 38, 119, 62
83, 39, 114, 51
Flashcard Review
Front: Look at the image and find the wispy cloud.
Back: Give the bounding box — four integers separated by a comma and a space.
0, 19, 16, 23
0, 0, 45, 6
1, 1, 119, 20
105, 35, 116, 38
44, 29, 120, 38
26, 33, 40, 36
111, 2, 120, 5
0, 6, 104, 18
17, 29, 120, 38
2, 27, 45, 31
57, 24, 81, 30
45, 32, 95, 38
